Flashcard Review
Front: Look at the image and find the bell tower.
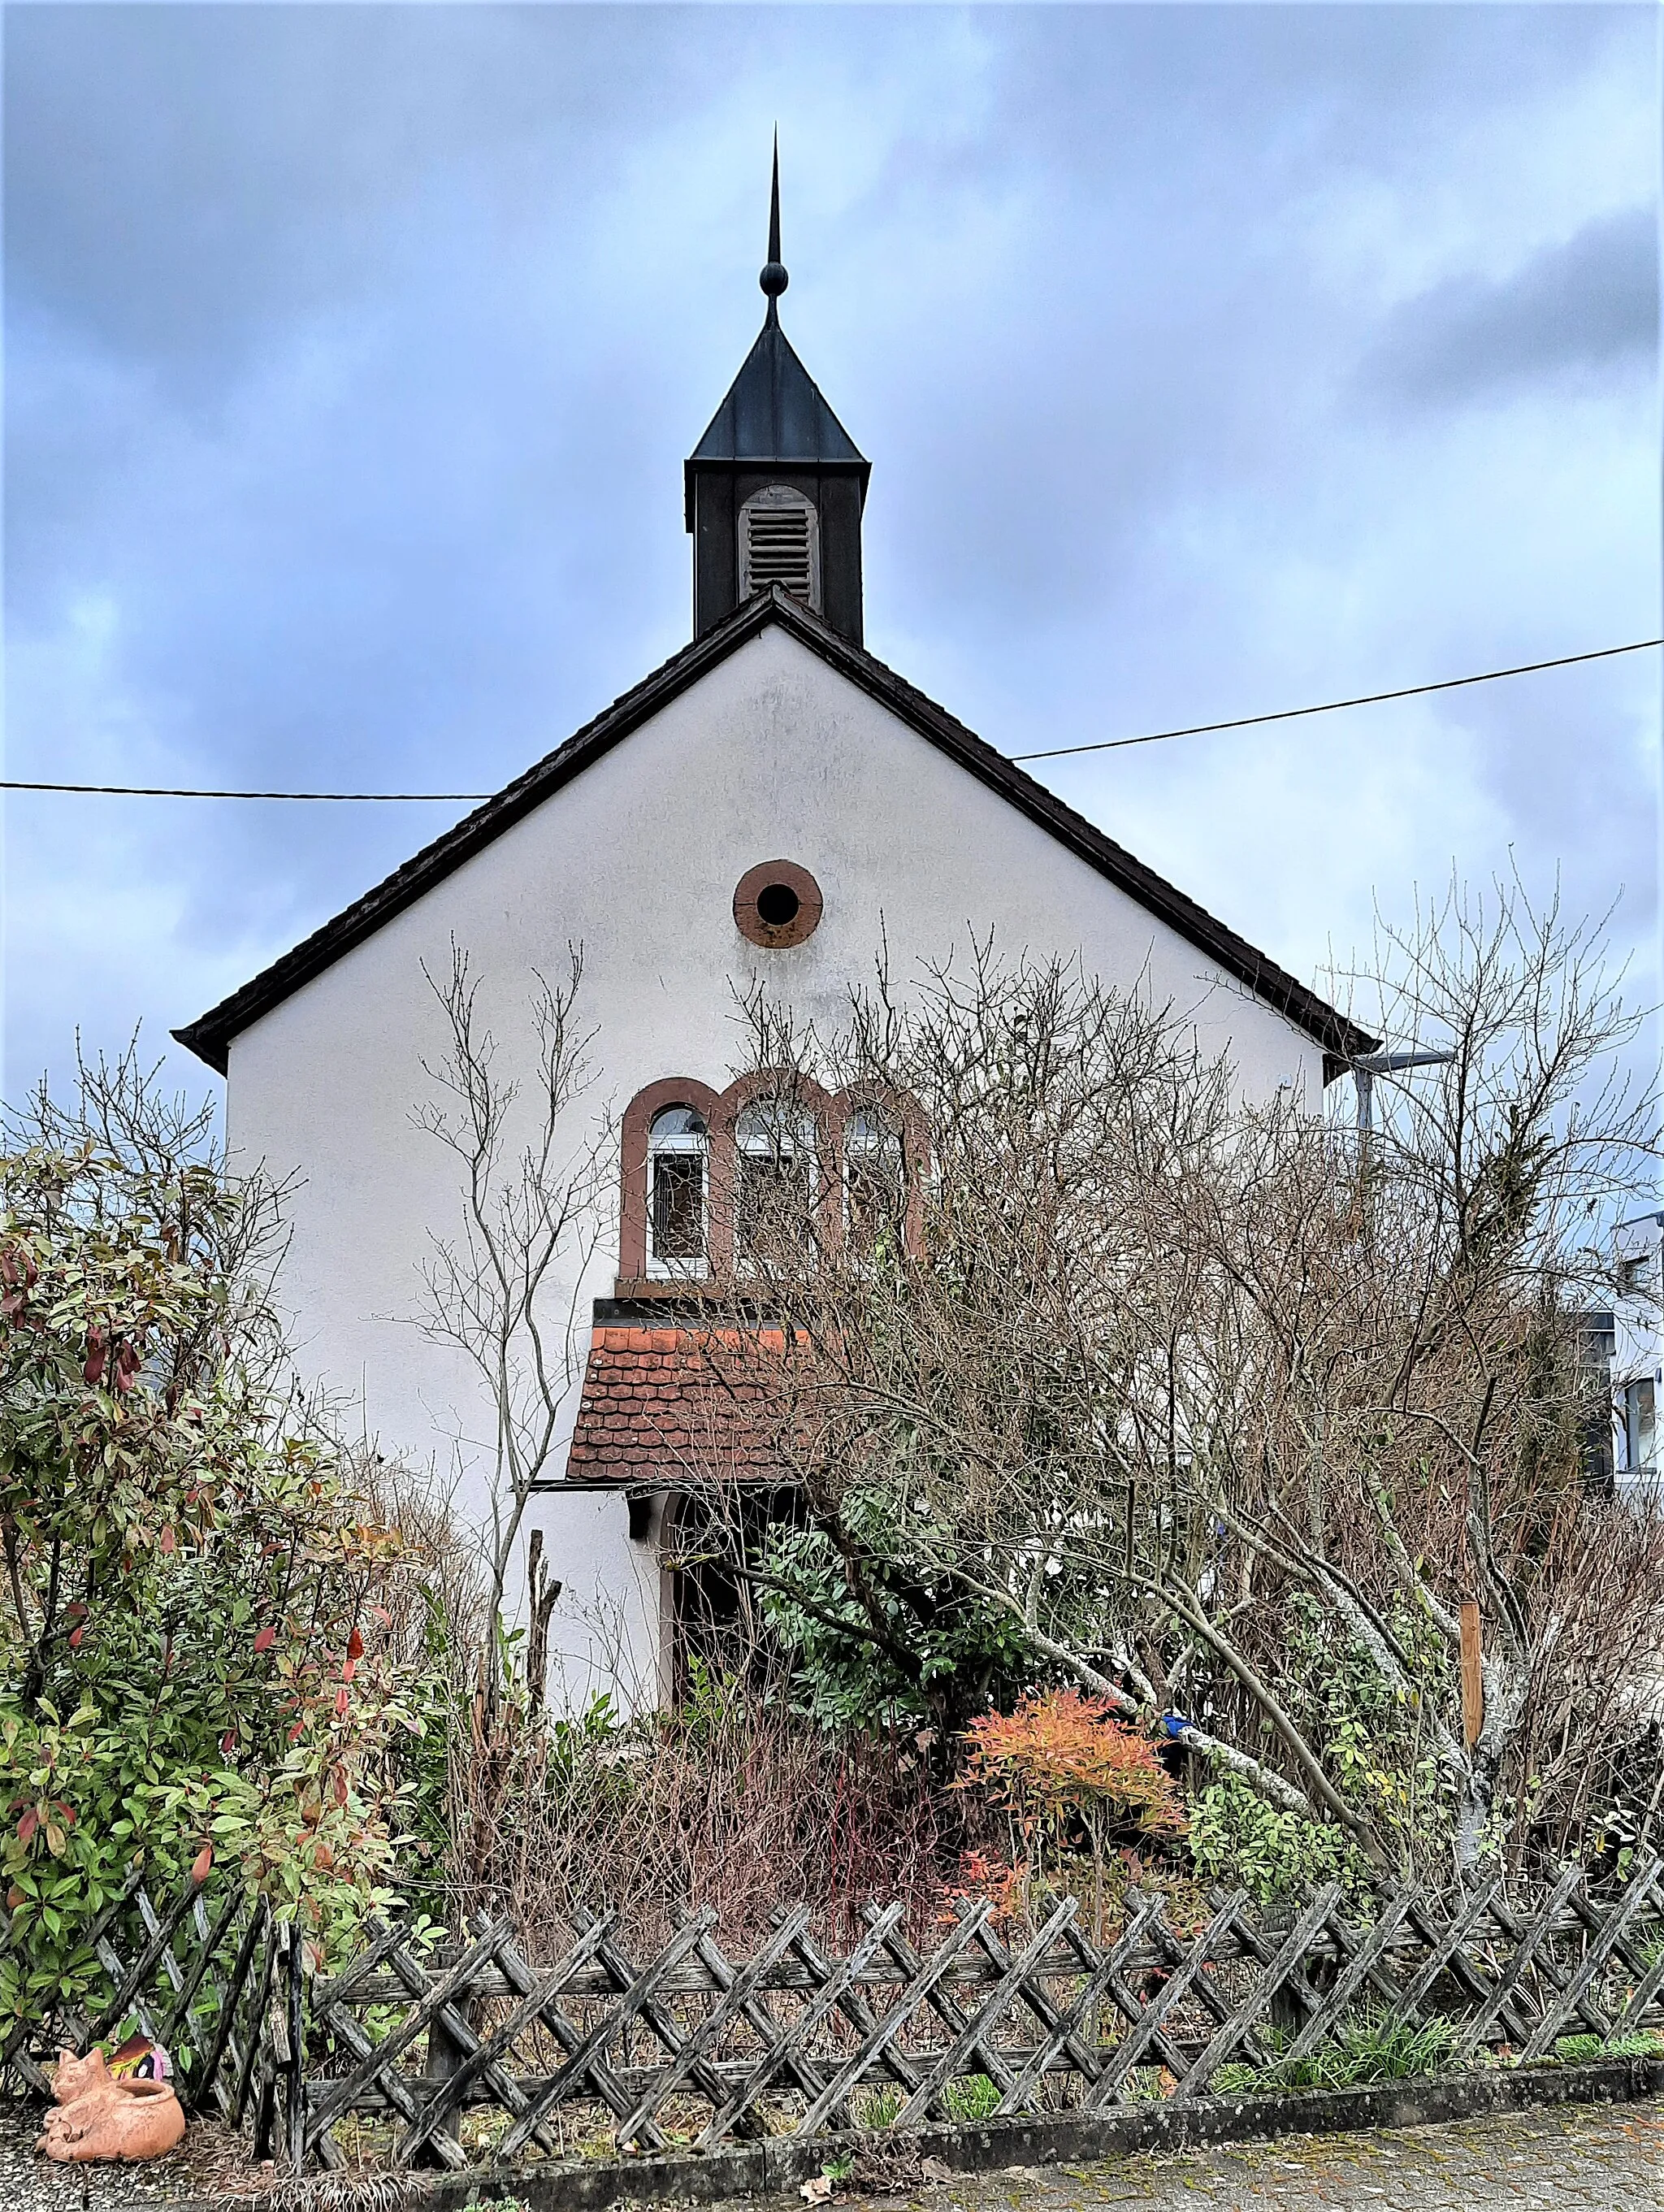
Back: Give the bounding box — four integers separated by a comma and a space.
685, 141, 870, 647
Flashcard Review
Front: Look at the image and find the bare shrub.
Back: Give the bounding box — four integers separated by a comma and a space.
679, 883, 1660, 1885
344, 1463, 950, 1950
411, 941, 611, 1698
448, 1664, 947, 1958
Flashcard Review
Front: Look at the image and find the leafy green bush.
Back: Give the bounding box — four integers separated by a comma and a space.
858, 2084, 904, 2129
1275, 1594, 1450, 1879
0, 1056, 422, 2025
1188, 1772, 1370, 1908
755, 1491, 1035, 1733
1551, 2030, 1664, 2065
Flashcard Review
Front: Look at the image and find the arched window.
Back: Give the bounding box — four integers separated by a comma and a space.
734, 1097, 817, 1270
647, 1105, 708, 1277
739, 485, 821, 613
843, 1103, 907, 1255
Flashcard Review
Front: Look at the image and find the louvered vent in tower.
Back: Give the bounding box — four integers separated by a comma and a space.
739, 485, 821, 611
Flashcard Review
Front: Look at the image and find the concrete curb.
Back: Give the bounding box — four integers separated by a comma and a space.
201, 2054, 1664, 2209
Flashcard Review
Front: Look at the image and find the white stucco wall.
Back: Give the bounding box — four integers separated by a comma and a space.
226, 622, 1326, 1708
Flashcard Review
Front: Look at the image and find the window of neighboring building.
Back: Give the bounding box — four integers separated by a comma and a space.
734, 1097, 817, 1269
843, 1103, 907, 1255
1623, 1376, 1658, 1474
648, 1106, 708, 1276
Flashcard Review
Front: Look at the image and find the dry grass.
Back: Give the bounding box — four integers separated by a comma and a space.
447, 1670, 951, 1959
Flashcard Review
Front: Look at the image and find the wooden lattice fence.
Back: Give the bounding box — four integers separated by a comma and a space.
7, 1859, 1664, 2174
284, 1857, 1664, 2171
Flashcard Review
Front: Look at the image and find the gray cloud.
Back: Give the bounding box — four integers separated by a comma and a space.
1359, 205, 1658, 408
2, 5, 1656, 1108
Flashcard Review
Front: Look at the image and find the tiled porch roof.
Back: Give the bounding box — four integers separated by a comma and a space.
565, 1325, 780, 1484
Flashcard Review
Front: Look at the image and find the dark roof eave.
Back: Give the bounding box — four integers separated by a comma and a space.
173, 588, 1376, 1077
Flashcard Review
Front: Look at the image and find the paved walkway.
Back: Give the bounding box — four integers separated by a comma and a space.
820, 2099, 1664, 2210
2, 2095, 1660, 2207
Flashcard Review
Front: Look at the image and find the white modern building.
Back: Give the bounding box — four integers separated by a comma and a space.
176, 171, 1370, 1707
1613, 1210, 1663, 1499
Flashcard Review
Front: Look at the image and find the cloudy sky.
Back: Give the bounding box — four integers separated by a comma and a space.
4, 3, 1658, 1115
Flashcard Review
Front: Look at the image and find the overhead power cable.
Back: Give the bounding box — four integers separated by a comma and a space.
1008, 638, 1662, 764
0, 637, 1656, 800
0, 779, 496, 801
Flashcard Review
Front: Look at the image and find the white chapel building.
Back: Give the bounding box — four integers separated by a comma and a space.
177, 173, 1368, 1708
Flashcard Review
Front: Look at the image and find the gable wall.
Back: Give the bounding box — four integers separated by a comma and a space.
227, 625, 1324, 1707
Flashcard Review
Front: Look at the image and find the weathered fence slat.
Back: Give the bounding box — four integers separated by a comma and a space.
1086, 1889, 1246, 2108
383, 1923, 524, 2158
959, 1910, 1086, 2099
1481, 1886, 1602, 2048
566, 1908, 737, 2151
696, 1901, 909, 2148
162, 1884, 245, 2079
1068, 1893, 1193, 2079
234, 1910, 280, 2133
687, 1914, 834, 2123
392, 1917, 618, 2165
1450, 1864, 1586, 2062
1566, 1865, 1664, 1992
493, 1913, 717, 2162
306, 1918, 511, 2145
616, 1906, 813, 2149
856, 1906, 1005, 2122
485, 1924, 654, 2149
893, 1898, 1077, 2130
88, 1875, 207, 2041
1396, 1876, 1505, 2019
794, 1901, 995, 2137
784, 1915, 924, 2124
310, 1979, 464, 2171
993, 1891, 1164, 2117
1276, 1889, 1417, 2067
193, 1897, 268, 2119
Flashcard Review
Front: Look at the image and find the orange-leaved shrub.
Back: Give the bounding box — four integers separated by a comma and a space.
960, 1689, 1187, 1848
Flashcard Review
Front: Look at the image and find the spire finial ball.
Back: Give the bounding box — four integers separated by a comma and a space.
760, 259, 789, 299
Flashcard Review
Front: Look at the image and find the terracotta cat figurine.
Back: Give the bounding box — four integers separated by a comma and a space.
37, 2046, 185, 2163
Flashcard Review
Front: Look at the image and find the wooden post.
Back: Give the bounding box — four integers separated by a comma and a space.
284, 1921, 306, 2174
1460, 1601, 1484, 1748
422, 1997, 467, 2166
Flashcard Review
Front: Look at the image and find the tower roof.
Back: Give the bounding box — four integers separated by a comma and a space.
688, 319, 867, 470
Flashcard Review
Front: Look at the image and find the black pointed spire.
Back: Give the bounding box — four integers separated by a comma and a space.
685, 137, 870, 645
760, 131, 788, 323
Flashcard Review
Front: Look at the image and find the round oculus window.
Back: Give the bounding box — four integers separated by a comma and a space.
734, 860, 822, 948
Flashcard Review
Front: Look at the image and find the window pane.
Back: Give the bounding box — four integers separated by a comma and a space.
845, 1106, 905, 1253
735, 1154, 812, 1266
651, 1105, 707, 1141
846, 1106, 899, 1152
652, 1153, 706, 1260
735, 1101, 813, 1152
